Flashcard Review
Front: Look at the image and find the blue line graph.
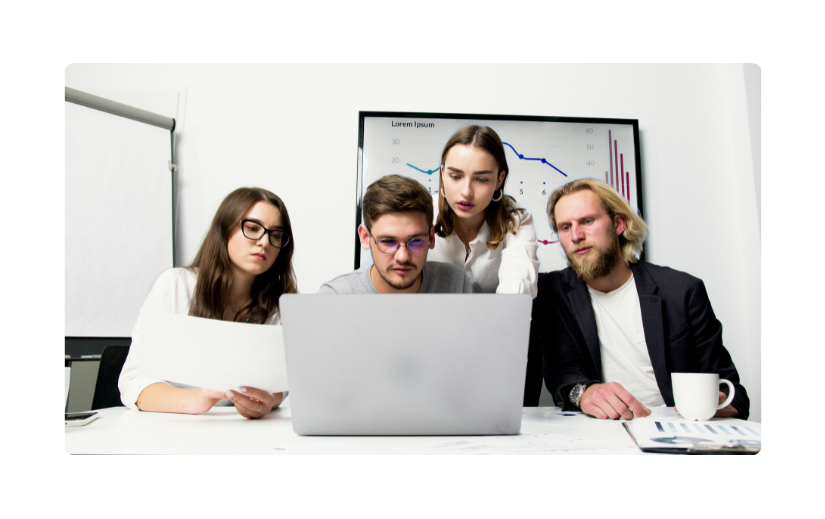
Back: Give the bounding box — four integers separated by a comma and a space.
406, 163, 439, 175
407, 140, 567, 177
502, 142, 567, 177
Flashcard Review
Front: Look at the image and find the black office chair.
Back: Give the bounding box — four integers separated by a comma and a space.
91, 345, 130, 410
523, 331, 544, 406
523, 291, 546, 406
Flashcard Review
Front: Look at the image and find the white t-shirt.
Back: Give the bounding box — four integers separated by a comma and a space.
428, 198, 540, 297
118, 268, 281, 411
587, 274, 666, 408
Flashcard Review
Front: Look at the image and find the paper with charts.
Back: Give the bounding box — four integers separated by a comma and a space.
138, 307, 288, 393
625, 418, 761, 451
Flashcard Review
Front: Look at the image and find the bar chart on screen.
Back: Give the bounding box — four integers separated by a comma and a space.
604, 129, 633, 202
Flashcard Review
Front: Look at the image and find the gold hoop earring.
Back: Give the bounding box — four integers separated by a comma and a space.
491, 189, 503, 202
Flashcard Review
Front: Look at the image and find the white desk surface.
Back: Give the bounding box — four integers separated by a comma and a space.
65, 401, 755, 455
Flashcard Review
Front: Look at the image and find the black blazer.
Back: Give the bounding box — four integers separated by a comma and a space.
531, 261, 749, 419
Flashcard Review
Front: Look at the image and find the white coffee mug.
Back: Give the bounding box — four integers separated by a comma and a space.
671, 373, 735, 421
63, 368, 72, 413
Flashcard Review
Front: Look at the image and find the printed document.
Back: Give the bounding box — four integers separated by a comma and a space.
624, 417, 761, 452
138, 308, 288, 393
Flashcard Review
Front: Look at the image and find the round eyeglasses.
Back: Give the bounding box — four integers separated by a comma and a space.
241, 219, 290, 248
368, 230, 430, 254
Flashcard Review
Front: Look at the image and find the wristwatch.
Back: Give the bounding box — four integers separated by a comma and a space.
569, 383, 588, 409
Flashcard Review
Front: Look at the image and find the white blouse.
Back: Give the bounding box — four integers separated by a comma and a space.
118, 268, 281, 411
428, 201, 540, 297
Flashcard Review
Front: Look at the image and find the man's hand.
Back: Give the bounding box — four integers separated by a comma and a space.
674, 391, 738, 418
713, 391, 738, 418
580, 382, 651, 420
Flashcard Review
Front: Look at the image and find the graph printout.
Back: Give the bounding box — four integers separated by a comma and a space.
626, 419, 762, 450
356, 112, 642, 273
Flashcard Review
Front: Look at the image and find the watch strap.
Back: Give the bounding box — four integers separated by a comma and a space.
567, 381, 598, 409
569, 383, 586, 409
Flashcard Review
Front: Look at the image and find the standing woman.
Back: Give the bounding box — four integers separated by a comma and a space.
429, 125, 540, 296
118, 187, 297, 418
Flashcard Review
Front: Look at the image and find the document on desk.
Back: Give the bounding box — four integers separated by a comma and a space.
624, 418, 761, 454
138, 308, 288, 393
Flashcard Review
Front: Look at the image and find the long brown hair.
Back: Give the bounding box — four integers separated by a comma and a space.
188, 187, 297, 323
435, 125, 525, 250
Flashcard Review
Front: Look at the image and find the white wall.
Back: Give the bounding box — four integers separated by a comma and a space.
741, 64, 761, 424
65, 64, 761, 421
743, 64, 761, 231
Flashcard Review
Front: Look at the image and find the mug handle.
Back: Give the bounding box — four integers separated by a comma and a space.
717, 379, 735, 409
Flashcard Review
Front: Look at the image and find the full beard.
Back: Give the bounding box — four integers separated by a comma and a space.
566, 238, 621, 282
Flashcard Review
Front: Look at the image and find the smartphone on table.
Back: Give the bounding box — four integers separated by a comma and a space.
65, 411, 99, 427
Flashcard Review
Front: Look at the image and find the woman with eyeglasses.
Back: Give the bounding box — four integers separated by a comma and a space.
429, 125, 540, 296
118, 187, 297, 418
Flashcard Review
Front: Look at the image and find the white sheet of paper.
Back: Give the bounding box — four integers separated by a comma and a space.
138, 308, 288, 393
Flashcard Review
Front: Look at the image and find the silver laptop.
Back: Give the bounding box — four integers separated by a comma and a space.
279, 294, 532, 435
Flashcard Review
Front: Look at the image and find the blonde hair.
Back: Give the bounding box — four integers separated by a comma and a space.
435, 125, 525, 250
547, 178, 648, 265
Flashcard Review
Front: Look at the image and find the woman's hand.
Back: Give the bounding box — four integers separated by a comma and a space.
136, 383, 227, 414
225, 387, 284, 419
192, 388, 228, 414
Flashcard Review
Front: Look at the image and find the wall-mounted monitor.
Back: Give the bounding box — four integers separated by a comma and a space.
356, 111, 643, 273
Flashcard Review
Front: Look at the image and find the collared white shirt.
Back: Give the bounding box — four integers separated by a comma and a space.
427, 199, 539, 297
118, 268, 281, 411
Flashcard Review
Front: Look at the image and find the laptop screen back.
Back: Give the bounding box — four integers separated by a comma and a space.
280, 294, 531, 435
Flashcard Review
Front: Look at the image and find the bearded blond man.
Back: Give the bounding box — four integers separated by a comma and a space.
530, 178, 749, 420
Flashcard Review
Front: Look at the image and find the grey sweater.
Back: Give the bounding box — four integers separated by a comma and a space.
318, 262, 473, 294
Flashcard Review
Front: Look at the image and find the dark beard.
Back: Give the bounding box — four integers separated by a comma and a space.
567, 238, 621, 282
377, 263, 422, 290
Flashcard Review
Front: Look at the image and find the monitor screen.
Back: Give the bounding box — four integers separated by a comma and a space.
356, 112, 643, 273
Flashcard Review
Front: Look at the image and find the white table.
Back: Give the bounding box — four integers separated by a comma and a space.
65, 402, 755, 455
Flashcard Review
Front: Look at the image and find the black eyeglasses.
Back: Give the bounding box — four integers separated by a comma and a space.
241, 219, 290, 248
368, 230, 430, 254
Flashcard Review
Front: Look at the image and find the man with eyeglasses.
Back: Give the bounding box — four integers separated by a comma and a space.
319, 175, 472, 294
